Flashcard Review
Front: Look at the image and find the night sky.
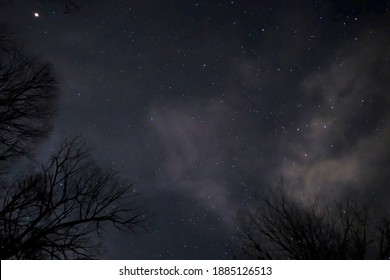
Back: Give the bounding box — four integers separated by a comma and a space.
1, 0, 389, 259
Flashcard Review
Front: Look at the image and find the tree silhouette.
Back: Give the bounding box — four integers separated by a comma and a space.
0, 31, 57, 168
63, 0, 79, 14
0, 136, 147, 259
0, 31, 148, 259
236, 183, 390, 260
0, 1, 80, 14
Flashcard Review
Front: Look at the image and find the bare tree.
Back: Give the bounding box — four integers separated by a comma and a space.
378, 218, 390, 259
62, 0, 79, 14
0, 137, 148, 259
236, 183, 390, 259
0, 1, 80, 13
0, 28, 148, 259
0, 31, 57, 167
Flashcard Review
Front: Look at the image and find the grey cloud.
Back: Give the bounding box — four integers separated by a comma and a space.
149, 101, 238, 224
281, 32, 390, 200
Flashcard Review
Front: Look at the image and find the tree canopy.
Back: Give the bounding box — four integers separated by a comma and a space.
0, 31, 57, 168
236, 184, 390, 259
